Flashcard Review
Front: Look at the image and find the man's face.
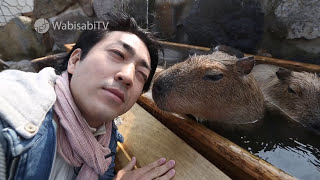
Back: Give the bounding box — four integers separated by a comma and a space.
67, 31, 151, 127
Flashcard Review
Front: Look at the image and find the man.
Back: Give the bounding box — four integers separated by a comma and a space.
0, 11, 175, 180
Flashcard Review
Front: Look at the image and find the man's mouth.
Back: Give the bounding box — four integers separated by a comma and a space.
103, 88, 125, 103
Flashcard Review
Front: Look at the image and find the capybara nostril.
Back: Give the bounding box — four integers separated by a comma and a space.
152, 73, 174, 97
152, 75, 175, 111
152, 81, 164, 95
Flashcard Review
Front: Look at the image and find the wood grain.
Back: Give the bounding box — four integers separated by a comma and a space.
115, 142, 136, 172
31, 52, 67, 72
137, 95, 297, 180
117, 103, 231, 180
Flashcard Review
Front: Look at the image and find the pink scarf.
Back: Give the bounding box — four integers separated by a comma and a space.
54, 71, 113, 180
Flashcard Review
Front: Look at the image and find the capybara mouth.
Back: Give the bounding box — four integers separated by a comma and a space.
152, 92, 171, 112
152, 74, 174, 111
152, 87, 169, 111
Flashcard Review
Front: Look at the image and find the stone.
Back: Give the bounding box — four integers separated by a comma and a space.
181, 0, 264, 53
93, 0, 148, 27
33, 0, 76, 19
48, 6, 92, 51
0, 16, 46, 61
0, 0, 34, 26
258, 0, 320, 63
93, 0, 115, 19
122, 0, 148, 28
78, 0, 94, 16
153, 0, 193, 41
0, 59, 10, 71
274, 0, 320, 40
6, 59, 35, 72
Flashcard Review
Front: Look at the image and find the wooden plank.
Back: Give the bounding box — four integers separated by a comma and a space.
247, 54, 320, 73
31, 52, 67, 72
137, 95, 297, 180
64, 44, 74, 52
158, 41, 320, 73
159, 41, 211, 52
115, 142, 137, 172
117, 103, 231, 180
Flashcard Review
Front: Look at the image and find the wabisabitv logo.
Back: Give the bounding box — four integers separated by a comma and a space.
34, 18, 109, 33
34, 18, 50, 33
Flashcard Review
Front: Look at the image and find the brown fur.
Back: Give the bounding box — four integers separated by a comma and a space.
252, 64, 320, 131
152, 51, 265, 125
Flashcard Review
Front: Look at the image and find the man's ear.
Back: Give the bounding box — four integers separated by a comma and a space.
67, 48, 82, 74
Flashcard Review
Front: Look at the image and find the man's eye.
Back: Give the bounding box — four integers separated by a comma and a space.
137, 71, 147, 82
112, 50, 124, 59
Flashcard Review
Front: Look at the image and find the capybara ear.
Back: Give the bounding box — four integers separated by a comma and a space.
236, 56, 255, 75
276, 68, 292, 80
213, 45, 244, 58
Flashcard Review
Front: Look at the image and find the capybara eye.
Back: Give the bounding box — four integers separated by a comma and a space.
203, 74, 224, 81
287, 86, 296, 94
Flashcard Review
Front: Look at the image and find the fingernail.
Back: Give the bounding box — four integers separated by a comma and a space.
169, 169, 175, 176
169, 160, 175, 167
159, 157, 166, 163
131, 157, 136, 161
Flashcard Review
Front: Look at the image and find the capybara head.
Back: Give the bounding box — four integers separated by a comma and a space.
264, 68, 320, 132
152, 51, 265, 124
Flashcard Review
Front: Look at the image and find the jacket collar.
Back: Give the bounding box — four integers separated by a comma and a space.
0, 67, 58, 139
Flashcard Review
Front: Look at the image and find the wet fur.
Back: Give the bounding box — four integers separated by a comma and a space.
152, 51, 265, 125
252, 64, 320, 131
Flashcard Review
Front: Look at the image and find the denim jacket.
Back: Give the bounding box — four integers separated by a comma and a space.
0, 68, 123, 180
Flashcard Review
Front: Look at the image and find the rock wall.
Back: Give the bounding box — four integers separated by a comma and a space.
0, 0, 33, 26
259, 0, 320, 64
1, 0, 319, 70
151, 0, 320, 64
0, 0, 147, 71
0, 16, 46, 61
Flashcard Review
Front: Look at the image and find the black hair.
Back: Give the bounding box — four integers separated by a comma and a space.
55, 11, 160, 92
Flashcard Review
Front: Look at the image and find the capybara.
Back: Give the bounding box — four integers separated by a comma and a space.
152, 49, 265, 125
252, 64, 320, 132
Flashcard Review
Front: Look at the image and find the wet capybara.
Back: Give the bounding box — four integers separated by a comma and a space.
152, 50, 265, 125
252, 64, 320, 132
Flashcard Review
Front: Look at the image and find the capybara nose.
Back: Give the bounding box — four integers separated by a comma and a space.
153, 82, 163, 95
152, 80, 168, 96
152, 78, 171, 97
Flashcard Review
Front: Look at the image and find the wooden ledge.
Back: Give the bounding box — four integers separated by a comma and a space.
137, 95, 297, 180
116, 103, 231, 180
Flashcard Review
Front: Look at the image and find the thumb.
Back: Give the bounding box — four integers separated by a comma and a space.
122, 157, 136, 171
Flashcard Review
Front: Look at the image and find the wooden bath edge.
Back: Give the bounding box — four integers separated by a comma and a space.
158, 41, 320, 73
137, 95, 297, 180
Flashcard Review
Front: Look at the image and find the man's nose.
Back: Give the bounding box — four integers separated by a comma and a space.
115, 63, 135, 88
